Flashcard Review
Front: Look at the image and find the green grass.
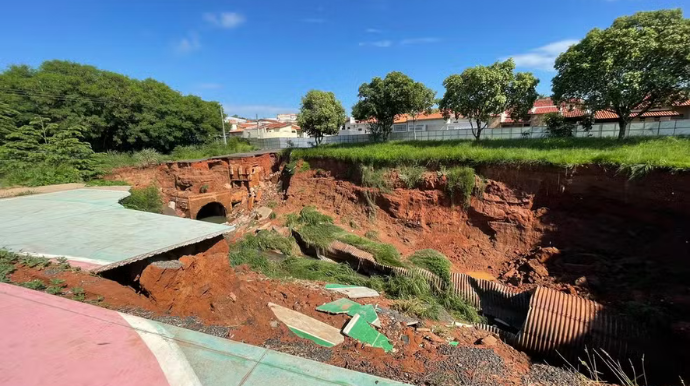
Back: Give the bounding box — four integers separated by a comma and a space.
292, 136, 690, 171
297, 206, 334, 226
0, 163, 84, 187
20, 279, 46, 291
410, 249, 452, 285
360, 165, 392, 192
71, 287, 85, 301
85, 179, 129, 187
119, 185, 163, 213
397, 166, 426, 188
441, 166, 476, 206
169, 139, 254, 160
285, 159, 311, 175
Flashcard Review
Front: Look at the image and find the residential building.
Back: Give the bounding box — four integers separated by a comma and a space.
340, 117, 372, 135
339, 112, 474, 136
237, 120, 304, 139
495, 98, 690, 128
276, 113, 298, 123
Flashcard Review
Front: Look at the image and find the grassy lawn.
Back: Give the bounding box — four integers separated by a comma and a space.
291, 136, 690, 170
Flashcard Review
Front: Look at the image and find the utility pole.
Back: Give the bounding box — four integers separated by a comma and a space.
220, 106, 227, 145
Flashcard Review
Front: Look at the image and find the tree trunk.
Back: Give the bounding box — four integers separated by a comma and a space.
617, 118, 629, 139
475, 119, 482, 141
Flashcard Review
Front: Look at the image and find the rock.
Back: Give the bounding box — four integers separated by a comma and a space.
575, 276, 587, 286
526, 259, 549, 277
477, 335, 498, 347
229, 292, 237, 302
270, 320, 279, 328
534, 247, 560, 263
424, 333, 445, 343
254, 207, 273, 220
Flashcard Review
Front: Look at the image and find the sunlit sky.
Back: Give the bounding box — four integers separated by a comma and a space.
1, 0, 688, 117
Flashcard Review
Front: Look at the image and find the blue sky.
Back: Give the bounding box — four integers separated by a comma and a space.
1, 0, 688, 118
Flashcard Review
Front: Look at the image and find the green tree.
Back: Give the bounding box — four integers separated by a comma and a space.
352, 72, 430, 140
0, 60, 224, 152
543, 113, 576, 137
439, 59, 539, 140
0, 101, 18, 144
297, 90, 347, 145
552, 9, 690, 139
407, 82, 437, 139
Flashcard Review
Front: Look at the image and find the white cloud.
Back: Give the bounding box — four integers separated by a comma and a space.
400, 37, 440, 45
203, 12, 245, 29
302, 18, 326, 24
223, 104, 297, 117
366, 28, 383, 33
359, 40, 392, 48
175, 33, 201, 54
504, 39, 579, 71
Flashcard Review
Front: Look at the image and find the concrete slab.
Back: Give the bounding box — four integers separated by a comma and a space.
325, 284, 380, 299
0, 283, 409, 386
268, 302, 344, 347
0, 189, 233, 272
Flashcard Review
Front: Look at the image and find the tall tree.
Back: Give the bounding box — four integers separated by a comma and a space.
407, 82, 437, 139
439, 59, 539, 140
0, 60, 224, 152
552, 9, 690, 139
352, 72, 430, 140
297, 90, 347, 145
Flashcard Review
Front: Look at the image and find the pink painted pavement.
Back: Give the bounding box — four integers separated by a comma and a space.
0, 283, 169, 386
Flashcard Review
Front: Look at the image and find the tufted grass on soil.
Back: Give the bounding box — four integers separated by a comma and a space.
227, 230, 480, 322
291, 136, 690, 171
409, 249, 452, 285
119, 185, 163, 213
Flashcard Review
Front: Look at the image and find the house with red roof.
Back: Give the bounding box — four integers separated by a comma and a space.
230, 120, 304, 139
494, 98, 690, 128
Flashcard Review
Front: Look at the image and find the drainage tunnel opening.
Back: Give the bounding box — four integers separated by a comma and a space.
195, 202, 227, 224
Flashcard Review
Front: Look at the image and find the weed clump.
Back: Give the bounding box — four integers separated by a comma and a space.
409, 249, 452, 285
360, 165, 392, 192
285, 159, 310, 175
442, 166, 475, 206
21, 279, 46, 291
119, 185, 163, 213
397, 166, 426, 188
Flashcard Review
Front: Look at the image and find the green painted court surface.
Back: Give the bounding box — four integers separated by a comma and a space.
0, 189, 233, 270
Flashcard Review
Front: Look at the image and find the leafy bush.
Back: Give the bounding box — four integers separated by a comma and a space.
410, 249, 452, 284
544, 112, 577, 138
0, 163, 84, 187
133, 148, 165, 167
119, 185, 163, 213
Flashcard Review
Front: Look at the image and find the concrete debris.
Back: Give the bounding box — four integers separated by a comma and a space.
325, 284, 380, 299
342, 314, 394, 353
268, 302, 344, 348
317, 298, 381, 328
477, 335, 498, 347
526, 259, 549, 277
254, 206, 273, 221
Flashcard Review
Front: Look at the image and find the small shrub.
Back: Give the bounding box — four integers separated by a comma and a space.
71, 287, 85, 301
200, 184, 209, 193
398, 166, 426, 188
119, 185, 163, 213
269, 212, 277, 219
348, 219, 359, 229
410, 249, 452, 285
46, 286, 63, 295
544, 112, 576, 138
285, 159, 310, 175
21, 279, 46, 291
55, 257, 71, 270
19, 256, 50, 269
444, 167, 475, 206
50, 278, 66, 286
0, 250, 19, 282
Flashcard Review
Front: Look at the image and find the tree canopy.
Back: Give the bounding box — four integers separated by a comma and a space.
297, 90, 346, 145
0, 60, 224, 152
352, 72, 434, 140
439, 59, 539, 140
552, 9, 690, 139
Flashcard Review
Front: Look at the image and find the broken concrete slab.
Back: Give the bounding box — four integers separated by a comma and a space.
254, 207, 273, 221
317, 299, 381, 328
268, 303, 344, 348
325, 284, 380, 299
316, 298, 360, 314
342, 314, 393, 353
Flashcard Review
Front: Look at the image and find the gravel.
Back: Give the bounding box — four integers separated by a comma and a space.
263, 338, 333, 363
424, 345, 507, 386
118, 307, 229, 338
522, 363, 592, 386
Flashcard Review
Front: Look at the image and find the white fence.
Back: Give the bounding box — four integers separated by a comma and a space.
246, 119, 690, 149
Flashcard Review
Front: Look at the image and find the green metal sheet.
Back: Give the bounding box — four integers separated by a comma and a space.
342, 314, 393, 352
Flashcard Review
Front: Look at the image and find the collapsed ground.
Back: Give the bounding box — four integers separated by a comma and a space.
4, 137, 690, 385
